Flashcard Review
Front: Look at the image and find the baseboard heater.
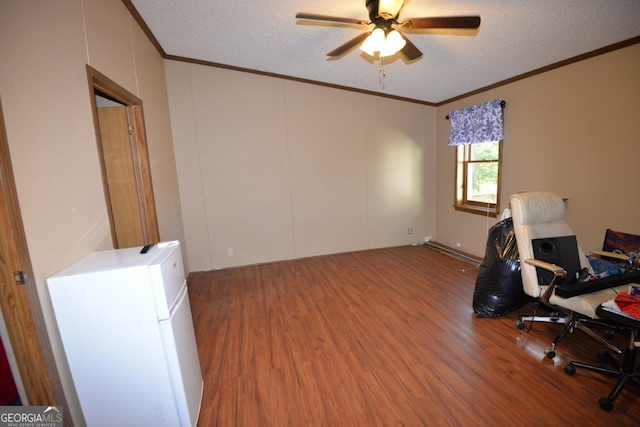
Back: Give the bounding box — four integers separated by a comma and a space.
422, 241, 482, 266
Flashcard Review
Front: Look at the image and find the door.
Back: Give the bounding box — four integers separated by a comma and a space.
0, 97, 67, 412
96, 105, 146, 247
87, 65, 160, 248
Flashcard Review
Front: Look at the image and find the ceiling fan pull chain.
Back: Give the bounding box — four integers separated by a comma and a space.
379, 58, 386, 90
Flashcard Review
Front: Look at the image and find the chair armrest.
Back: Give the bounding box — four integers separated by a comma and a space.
524, 258, 567, 305
524, 258, 567, 278
590, 250, 629, 261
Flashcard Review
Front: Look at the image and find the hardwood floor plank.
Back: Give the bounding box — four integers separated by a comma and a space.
189, 245, 640, 426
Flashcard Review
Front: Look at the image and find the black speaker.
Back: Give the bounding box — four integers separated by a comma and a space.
532, 236, 581, 285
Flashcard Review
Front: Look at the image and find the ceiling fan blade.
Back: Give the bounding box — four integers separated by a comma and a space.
399, 16, 481, 30
327, 32, 371, 57
399, 33, 422, 61
296, 13, 369, 26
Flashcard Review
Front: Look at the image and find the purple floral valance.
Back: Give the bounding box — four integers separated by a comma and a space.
448, 99, 504, 146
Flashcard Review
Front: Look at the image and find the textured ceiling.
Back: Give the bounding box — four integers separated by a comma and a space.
129, 0, 640, 105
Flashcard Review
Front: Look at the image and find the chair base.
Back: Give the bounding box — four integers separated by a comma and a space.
564, 329, 639, 410
516, 311, 621, 359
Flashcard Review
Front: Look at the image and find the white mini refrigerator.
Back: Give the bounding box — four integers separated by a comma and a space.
47, 241, 203, 427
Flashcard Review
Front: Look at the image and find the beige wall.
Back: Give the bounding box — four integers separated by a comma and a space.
435, 44, 640, 257
166, 44, 640, 271
0, 0, 184, 425
165, 61, 437, 271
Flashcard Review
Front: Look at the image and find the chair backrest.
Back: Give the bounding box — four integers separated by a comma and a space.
510, 191, 591, 298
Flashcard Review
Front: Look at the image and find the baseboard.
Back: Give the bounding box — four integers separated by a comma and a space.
423, 241, 482, 265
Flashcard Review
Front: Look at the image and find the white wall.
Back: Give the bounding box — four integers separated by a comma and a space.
165, 61, 437, 271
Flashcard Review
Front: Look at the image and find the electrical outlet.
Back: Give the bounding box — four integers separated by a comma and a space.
408, 228, 413, 234
227, 248, 233, 257
456, 243, 462, 248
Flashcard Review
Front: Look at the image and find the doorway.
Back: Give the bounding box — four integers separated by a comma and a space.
87, 66, 159, 248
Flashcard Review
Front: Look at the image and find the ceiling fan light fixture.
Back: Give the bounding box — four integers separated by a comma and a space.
380, 29, 406, 57
360, 28, 406, 57
360, 28, 385, 56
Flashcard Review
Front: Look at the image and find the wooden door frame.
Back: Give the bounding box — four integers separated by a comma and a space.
86, 65, 160, 247
0, 97, 69, 419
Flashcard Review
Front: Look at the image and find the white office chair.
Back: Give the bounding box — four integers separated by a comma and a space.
510, 191, 628, 359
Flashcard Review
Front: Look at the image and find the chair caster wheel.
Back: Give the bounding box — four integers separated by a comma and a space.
545, 350, 556, 359
564, 363, 576, 375
515, 320, 525, 330
598, 397, 613, 411
603, 330, 615, 340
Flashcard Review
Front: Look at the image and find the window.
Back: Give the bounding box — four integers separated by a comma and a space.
448, 98, 504, 217
455, 140, 502, 216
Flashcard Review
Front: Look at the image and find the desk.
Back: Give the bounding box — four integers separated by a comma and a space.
564, 299, 640, 410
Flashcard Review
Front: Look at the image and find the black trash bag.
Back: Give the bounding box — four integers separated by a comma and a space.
473, 217, 528, 318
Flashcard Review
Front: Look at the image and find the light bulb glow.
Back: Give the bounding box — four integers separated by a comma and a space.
360, 28, 406, 57
360, 28, 385, 56
380, 30, 406, 57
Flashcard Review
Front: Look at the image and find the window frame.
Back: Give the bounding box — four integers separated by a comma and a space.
454, 141, 503, 217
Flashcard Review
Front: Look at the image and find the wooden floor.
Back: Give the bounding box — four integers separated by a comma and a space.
188, 245, 640, 426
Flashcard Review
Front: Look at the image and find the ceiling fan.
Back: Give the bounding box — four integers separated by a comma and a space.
296, 0, 480, 60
